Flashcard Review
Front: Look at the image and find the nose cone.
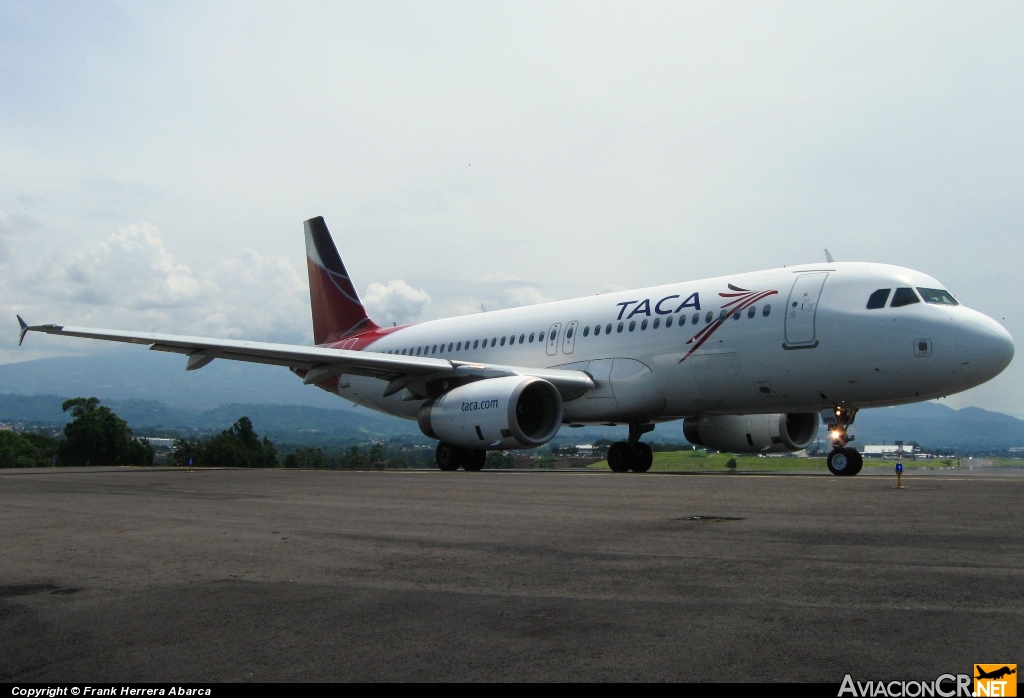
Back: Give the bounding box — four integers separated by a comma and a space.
958, 316, 1014, 384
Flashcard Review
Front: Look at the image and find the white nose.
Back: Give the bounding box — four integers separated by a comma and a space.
958, 317, 1014, 383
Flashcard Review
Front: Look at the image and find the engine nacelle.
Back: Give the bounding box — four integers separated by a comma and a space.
418, 376, 563, 450
683, 413, 819, 454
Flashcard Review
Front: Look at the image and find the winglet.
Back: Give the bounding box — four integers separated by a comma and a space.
17, 315, 29, 346
824, 249, 835, 263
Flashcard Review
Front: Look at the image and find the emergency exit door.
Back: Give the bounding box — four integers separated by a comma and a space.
784, 272, 828, 346
546, 323, 561, 356
562, 321, 579, 354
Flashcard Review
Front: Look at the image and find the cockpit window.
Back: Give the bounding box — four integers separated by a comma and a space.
866, 289, 891, 310
890, 287, 921, 308
917, 287, 959, 306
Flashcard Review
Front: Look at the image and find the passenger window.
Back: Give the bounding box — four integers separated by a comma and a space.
456, 342, 462, 351
605, 324, 612, 334
617, 322, 624, 333
448, 343, 453, 352
665, 316, 673, 328
866, 289, 891, 309
640, 319, 648, 330
705, 311, 713, 323
583, 326, 590, 337
628, 321, 636, 332
439, 344, 444, 353
519, 334, 525, 343
491, 338, 497, 347
473, 340, 479, 349
594, 325, 600, 335
732, 311, 740, 320
566, 327, 574, 339
763, 304, 771, 317
539, 332, 545, 342
917, 288, 959, 306
692, 312, 699, 325
891, 288, 920, 308
416, 347, 421, 356
500, 337, 506, 346
719, 310, 728, 321
432, 345, 437, 353
747, 306, 756, 319
652, 318, 660, 329
529, 333, 535, 343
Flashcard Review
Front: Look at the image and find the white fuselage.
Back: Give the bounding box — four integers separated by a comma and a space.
334, 262, 1014, 425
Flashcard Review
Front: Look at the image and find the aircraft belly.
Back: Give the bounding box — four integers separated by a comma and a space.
687, 351, 758, 411
559, 357, 666, 422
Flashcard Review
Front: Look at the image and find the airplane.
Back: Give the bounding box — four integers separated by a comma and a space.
18, 217, 1015, 474
975, 666, 1016, 681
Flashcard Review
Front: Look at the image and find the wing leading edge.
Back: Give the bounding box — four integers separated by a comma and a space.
17, 319, 595, 400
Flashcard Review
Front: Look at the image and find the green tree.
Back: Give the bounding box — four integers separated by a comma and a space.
58, 397, 153, 466
0, 431, 58, 468
171, 417, 277, 468
486, 451, 515, 469
283, 446, 329, 469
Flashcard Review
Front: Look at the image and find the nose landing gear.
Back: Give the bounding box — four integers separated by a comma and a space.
825, 406, 862, 476
607, 423, 655, 473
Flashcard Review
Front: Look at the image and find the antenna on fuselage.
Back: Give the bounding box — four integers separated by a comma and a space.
480, 303, 487, 313
824, 249, 835, 263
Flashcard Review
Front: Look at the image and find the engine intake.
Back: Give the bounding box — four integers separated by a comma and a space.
683, 413, 819, 453
418, 376, 563, 450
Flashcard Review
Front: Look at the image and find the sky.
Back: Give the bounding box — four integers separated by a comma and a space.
2, 1, 1023, 415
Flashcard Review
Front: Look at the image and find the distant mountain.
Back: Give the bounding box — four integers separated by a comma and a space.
2, 352, 1023, 450
849, 401, 1024, 450
0, 351, 345, 410
0, 394, 420, 444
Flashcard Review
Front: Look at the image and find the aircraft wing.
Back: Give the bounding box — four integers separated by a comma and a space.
17, 318, 595, 399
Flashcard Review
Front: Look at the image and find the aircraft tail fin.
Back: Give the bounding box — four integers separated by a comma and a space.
303, 217, 379, 345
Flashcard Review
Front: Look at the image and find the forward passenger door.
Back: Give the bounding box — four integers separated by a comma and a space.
784, 273, 828, 347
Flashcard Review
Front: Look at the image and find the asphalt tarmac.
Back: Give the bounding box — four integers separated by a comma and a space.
1, 466, 1022, 682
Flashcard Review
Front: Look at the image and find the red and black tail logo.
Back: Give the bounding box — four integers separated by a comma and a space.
304, 216, 379, 344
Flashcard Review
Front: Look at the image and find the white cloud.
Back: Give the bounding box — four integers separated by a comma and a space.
2, 222, 312, 347
26, 222, 204, 308
0, 208, 12, 260
501, 286, 553, 308
363, 280, 431, 326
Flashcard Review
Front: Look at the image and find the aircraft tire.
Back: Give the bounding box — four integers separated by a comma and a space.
607, 441, 633, 473
844, 449, 863, 476
827, 447, 861, 476
463, 449, 487, 472
436, 442, 462, 471
631, 442, 653, 473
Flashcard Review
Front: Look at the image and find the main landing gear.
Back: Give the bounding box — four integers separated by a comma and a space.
825, 406, 862, 476
607, 423, 655, 473
435, 442, 487, 472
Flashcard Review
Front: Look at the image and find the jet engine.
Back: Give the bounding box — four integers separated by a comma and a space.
418, 376, 563, 450
683, 413, 819, 454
